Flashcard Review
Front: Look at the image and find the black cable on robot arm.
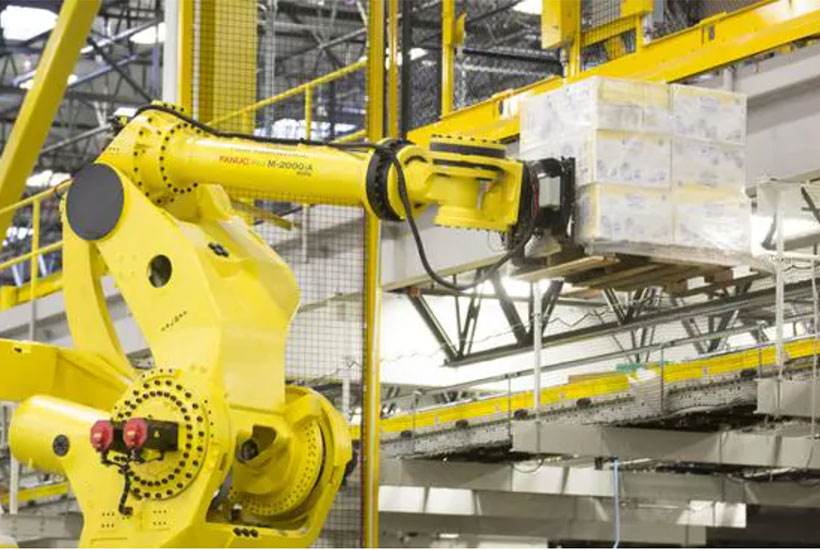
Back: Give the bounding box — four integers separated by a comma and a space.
129, 104, 538, 292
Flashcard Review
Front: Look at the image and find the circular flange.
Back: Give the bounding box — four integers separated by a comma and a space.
112, 369, 210, 501
66, 164, 124, 241
230, 420, 323, 516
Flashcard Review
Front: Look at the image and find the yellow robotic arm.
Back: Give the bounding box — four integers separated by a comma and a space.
6, 103, 544, 547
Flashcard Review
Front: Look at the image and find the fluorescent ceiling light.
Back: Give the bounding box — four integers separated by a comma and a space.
409, 47, 427, 60
26, 170, 70, 189
19, 74, 76, 90
130, 22, 165, 44
513, 0, 541, 15
0, 6, 57, 41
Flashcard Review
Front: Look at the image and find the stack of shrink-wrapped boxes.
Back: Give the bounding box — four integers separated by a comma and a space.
519, 77, 750, 259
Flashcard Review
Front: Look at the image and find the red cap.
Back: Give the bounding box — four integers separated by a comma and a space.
123, 418, 148, 450
90, 420, 114, 452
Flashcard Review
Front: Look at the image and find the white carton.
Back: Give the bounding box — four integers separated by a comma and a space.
671, 84, 746, 145
579, 130, 671, 189
671, 137, 745, 191
673, 187, 751, 252
567, 76, 671, 134
520, 76, 672, 154
576, 184, 674, 245
522, 130, 671, 189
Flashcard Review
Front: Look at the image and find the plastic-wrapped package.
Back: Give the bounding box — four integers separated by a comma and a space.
576, 184, 674, 245
567, 76, 671, 134
522, 132, 670, 189
671, 137, 745, 191
519, 76, 671, 154
578, 130, 670, 188
671, 84, 746, 145
520, 77, 752, 267
673, 186, 751, 252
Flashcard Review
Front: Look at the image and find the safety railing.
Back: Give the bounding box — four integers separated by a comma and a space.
0, 61, 372, 311
210, 59, 368, 143
0, 181, 69, 312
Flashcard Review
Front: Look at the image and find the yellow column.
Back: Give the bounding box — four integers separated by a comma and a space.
305, 88, 313, 140
28, 199, 40, 342
365, 1, 385, 547
387, 0, 399, 136
177, 0, 194, 110
441, 0, 455, 116
367, 0, 385, 139
0, 0, 100, 247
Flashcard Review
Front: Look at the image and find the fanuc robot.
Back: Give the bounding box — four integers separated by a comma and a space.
1, 102, 571, 547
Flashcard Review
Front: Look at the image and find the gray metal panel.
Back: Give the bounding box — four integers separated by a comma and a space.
381, 458, 820, 509
513, 421, 820, 469
0, 513, 82, 544
757, 378, 820, 418
380, 513, 707, 545
379, 485, 744, 527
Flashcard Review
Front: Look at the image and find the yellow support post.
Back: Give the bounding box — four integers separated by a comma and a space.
177, 0, 194, 111
388, 0, 400, 136
363, 214, 381, 549
541, 0, 579, 49
567, 1, 582, 78
365, 0, 385, 546
367, 0, 385, 140
305, 87, 313, 140
0, 0, 100, 247
441, 0, 455, 116
28, 199, 39, 341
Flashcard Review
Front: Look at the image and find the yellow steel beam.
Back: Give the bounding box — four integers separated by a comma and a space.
230, 200, 295, 230
0, 482, 69, 506
0, 0, 100, 248
0, 272, 63, 311
409, 0, 820, 145
0, 339, 133, 410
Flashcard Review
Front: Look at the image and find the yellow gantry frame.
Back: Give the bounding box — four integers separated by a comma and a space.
410, 0, 820, 145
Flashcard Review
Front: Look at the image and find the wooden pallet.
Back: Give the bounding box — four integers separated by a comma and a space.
513, 248, 748, 294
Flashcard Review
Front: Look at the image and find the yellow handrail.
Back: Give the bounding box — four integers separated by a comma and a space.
209, 59, 368, 134
0, 181, 69, 309
0, 179, 69, 217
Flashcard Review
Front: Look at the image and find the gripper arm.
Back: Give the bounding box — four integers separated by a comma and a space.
99, 104, 528, 233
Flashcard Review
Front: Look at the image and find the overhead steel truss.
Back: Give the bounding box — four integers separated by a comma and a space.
400, 267, 805, 376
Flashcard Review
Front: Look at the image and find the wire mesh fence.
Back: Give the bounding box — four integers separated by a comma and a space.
649, 0, 761, 39
402, 0, 554, 131
188, 2, 367, 546
230, 192, 366, 548
0, 186, 65, 295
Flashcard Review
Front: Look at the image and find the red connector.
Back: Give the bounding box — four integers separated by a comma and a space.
90, 420, 115, 452
123, 418, 148, 451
